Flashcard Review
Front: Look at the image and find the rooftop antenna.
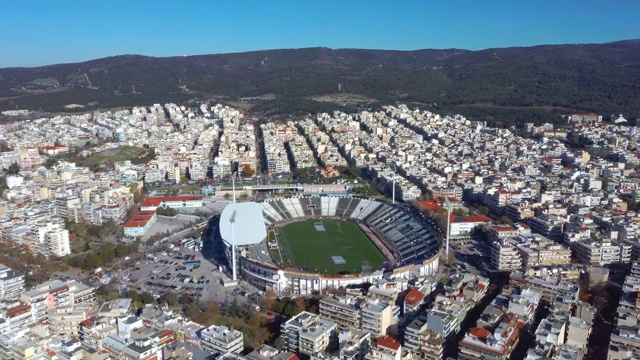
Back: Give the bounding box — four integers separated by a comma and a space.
230, 209, 237, 281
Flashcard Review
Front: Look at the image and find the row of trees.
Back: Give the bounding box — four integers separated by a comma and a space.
156, 206, 178, 217
67, 241, 139, 270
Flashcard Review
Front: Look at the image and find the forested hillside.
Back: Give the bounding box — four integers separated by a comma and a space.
1, 40, 639, 125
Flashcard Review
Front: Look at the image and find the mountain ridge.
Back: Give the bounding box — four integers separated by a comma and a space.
1, 40, 639, 125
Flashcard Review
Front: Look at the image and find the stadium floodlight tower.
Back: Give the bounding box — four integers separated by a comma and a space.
392, 163, 397, 205
444, 196, 452, 262
231, 170, 238, 203
229, 210, 237, 280
219, 202, 267, 285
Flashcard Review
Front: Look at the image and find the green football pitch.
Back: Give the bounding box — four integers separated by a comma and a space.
275, 219, 386, 274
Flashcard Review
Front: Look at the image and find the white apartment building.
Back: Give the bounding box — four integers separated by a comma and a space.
360, 298, 397, 338
0, 265, 24, 301
491, 240, 523, 271
319, 295, 361, 330
572, 240, 632, 266
512, 235, 572, 268
508, 288, 542, 321
282, 311, 338, 357
26, 219, 71, 257
200, 325, 244, 355
404, 315, 445, 359
47, 305, 89, 337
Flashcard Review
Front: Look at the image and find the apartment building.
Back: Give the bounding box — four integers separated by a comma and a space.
364, 336, 401, 360
24, 219, 71, 258
1, 302, 34, 331
488, 224, 520, 242
403, 315, 445, 359
458, 316, 525, 360
0, 265, 24, 301
491, 240, 523, 271
572, 240, 632, 266
528, 214, 566, 241
360, 298, 397, 337
319, 295, 361, 330
512, 235, 571, 268
282, 312, 338, 357
200, 325, 244, 355
47, 305, 90, 337
337, 329, 372, 360
508, 288, 542, 322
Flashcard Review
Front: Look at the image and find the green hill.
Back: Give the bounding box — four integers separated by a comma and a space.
1, 40, 639, 125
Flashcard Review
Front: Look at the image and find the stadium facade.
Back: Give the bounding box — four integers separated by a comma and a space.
219, 196, 442, 295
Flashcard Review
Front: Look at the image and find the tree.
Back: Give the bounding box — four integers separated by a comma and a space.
452, 208, 467, 216
179, 293, 192, 305
241, 164, 255, 177
202, 300, 221, 317
127, 289, 139, 303
44, 157, 58, 168
186, 303, 201, 318
223, 193, 231, 200
0, 141, 12, 152
6, 162, 20, 175
160, 292, 179, 306
499, 215, 514, 226
139, 292, 155, 304
261, 289, 277, 311
98, 243, 116, 263
67, 255, 84, 268
82, 253, 103, 270
115, 243, 130, 258
294, 297, 306, 315
478, 206, 490, 215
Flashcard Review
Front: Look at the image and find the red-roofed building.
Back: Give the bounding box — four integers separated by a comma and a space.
449, 214, 492, 237
418, 200, 445, 212
140, 196, 204, 211
41, 145, 70, 155
459, 316, 525, 360
488, 224, 520, 242
371, 336, 402, 360
404, 289, 425, 315
4, 303, 33, 331
124, 211, 158, 237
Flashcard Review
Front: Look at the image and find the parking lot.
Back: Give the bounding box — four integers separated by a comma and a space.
121, 246, 254, 304
446, 236, 490, 275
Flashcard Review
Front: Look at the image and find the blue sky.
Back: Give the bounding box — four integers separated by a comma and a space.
1, 0, 638, 68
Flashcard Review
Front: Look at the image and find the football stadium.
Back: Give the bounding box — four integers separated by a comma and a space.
219, 196, 442, 295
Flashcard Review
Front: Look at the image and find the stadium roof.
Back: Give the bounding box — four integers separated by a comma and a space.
220, 202, 267, 246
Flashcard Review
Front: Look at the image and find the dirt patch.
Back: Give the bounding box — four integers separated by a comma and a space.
309, 93, 376, 106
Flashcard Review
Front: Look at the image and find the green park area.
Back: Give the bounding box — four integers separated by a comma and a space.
82, 146, 154, 166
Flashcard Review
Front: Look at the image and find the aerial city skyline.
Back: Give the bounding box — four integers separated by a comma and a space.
0, 1, 638, 360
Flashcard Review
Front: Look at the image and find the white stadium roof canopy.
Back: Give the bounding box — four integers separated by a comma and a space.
219, 202, 267, 246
